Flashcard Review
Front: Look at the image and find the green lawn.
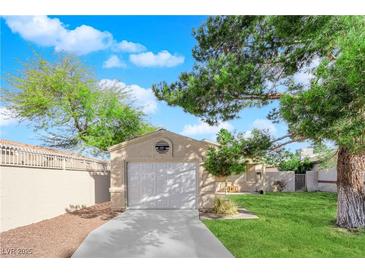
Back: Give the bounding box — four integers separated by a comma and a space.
203, 192, 365, 257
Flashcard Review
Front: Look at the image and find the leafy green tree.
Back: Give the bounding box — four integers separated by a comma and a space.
204, 128, 273, 192
204, 129, 249, 193
277, 152, 313, 174
153, 16, 365, 228
204, 129, 246, 178
2, 55, 154, 153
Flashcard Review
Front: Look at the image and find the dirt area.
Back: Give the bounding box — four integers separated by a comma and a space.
200, 208, 258, 220
0, 202, 120, 258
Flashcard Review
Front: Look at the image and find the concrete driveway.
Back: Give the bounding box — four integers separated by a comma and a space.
72, 210, 233, 258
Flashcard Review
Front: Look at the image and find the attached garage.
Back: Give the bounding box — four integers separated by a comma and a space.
108, 129, 217, 211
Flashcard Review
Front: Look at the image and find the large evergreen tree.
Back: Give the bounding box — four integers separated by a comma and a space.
153, 16, 365, 228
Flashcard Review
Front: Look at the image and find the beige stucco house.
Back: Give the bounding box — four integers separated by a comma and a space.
108, 129, 217, 211
108, 128, 294, 212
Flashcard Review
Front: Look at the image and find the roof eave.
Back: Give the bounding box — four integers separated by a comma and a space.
108, 128, 210, 152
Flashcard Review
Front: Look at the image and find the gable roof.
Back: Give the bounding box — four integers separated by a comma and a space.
201, 139, 219, 146
108, 128, 214, 152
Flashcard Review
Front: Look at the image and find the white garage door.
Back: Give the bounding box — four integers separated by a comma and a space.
127, 162, 197, 209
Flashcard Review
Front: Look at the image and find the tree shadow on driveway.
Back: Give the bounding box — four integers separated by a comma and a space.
72, 210, 233, 258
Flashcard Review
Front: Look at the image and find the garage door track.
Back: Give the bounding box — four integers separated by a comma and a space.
72, 210, 233, 258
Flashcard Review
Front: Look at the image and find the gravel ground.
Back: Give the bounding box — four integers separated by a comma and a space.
0, 202, 120, 258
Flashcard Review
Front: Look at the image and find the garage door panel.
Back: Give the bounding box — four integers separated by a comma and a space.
127, 162, 196, 209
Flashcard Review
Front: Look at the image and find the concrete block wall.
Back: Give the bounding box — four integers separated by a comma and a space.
0, 166, 110, 232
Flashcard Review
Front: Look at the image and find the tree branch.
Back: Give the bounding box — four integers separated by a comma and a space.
272, 134, 291, 144
238, 92, 282, 101
271, 137, 306, 151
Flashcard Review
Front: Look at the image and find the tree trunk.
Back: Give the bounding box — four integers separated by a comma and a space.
336, 147, 365, 228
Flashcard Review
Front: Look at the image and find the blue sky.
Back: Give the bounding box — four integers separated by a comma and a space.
1, 16, 309, 151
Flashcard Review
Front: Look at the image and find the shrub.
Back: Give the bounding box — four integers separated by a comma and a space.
272, 180, 287, 192
65, 204, 87, 213
278, 153, 313, 174
213, 197, 238, 215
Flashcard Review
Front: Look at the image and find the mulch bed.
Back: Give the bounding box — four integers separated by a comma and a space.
200, 208, 258, 220
0, 202, 120, 258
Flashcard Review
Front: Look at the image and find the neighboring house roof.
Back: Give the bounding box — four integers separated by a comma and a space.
303, 152, 336, 164
108, 128, 215, 152
0, 139, 98, 161
201, 139, 219, 146
298, 147, 338, 164
306, 155, 322, 164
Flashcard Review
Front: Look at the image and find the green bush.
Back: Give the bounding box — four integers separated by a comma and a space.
278, 154, 313, 174
213, 197, 238, 215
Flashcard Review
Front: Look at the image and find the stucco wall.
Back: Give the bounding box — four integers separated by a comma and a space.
0, 166, 110, 232
217, 169, 295, 193
109, 130, 216, 210
264, 171, 295, 192
318, 167, 337, 182
217, 165, 259, 192
318, 182, 337, 192
305, 170, 318, 192
306, 167, 365, 193
310, 167, 344, 192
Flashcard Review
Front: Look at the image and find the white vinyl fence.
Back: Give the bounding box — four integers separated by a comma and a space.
1, 144, 109, 171
0, 143, 110, 232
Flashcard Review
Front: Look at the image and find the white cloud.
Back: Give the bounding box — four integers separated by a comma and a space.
181, 120, 233, 137
0, 107, 18, 126
4, 16, 113, 55
4, 16, 185, 69
4, 16, 63, 47
130, 50, 184, 67
55, 25, 112, 55
99, 79, 158, 114
103, 55, 126, 69
113, 40, 146, 53
128, 84, 158, 114
252, 119, 277, 135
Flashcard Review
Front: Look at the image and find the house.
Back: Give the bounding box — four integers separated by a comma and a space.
295, 147, 365, 192
108, 129, 295, 211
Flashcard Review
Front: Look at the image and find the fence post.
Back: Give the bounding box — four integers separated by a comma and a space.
62, 157, 66, 170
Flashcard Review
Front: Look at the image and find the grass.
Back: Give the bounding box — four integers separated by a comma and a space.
203, 192, 365, 257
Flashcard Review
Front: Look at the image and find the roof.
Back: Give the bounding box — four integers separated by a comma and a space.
201, 139, 219, 146
108, 128, 215, 152
0, 139, 97, 160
